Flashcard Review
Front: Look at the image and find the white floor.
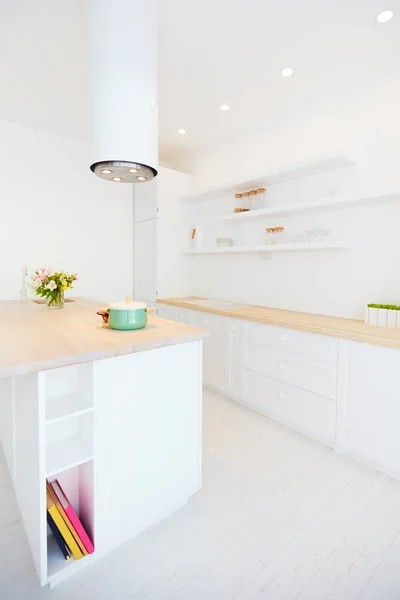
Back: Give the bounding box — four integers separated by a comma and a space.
2, 389, 400, 599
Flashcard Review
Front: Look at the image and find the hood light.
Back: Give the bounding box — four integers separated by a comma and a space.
128, 168, 138, 173
377, 10, 394, 22
136, 176, 148, 181
112, 177, 123, 182
101, 169, 113, 174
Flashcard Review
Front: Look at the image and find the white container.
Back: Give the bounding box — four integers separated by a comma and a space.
216, 238, 233, 247
367, 307, 378, 326
387, 309, 398, 329
377, 308, 388, 328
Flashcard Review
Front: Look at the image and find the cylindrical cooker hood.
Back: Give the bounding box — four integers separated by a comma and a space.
89, 0, 158, 183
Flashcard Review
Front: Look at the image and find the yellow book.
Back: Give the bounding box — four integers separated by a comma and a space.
46, 491, 83, 560
46, 481, 88, 556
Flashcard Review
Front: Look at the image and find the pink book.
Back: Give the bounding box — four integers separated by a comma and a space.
50, 480, 95, 554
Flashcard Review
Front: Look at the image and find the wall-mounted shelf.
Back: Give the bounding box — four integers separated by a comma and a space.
182, 241, 352, 255
221, 191, 400, 221
181, 154, 354, 204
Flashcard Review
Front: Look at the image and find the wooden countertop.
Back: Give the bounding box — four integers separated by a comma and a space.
0, 298, 208, 379
157, 297, 400, 351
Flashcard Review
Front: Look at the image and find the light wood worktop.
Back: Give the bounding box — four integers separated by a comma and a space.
157, 297, 400, 351
0, 298, 208, 379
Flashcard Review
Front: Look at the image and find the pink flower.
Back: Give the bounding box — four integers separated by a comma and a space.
75, 274, 79, 281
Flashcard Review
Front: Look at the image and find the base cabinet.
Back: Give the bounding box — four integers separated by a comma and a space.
191, 311, 241, 398
157, 302, 400, 481
337, 340, 400, 479
158, 305, 241, 399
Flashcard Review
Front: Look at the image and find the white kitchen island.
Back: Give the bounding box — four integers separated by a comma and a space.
0, 298, 207, 587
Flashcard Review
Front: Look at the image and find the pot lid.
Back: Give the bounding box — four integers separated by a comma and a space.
109, 300, 147, 311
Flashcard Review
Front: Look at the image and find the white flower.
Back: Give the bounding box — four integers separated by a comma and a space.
46, 280, 57, 291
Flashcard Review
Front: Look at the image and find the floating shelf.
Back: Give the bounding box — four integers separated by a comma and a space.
45, 393, 93, 424
222, 191, 400, 221
182, 241, 352, 255
181, 154, 354, 203
46, 436, 93, 478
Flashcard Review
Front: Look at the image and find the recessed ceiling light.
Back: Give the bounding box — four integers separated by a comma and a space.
376, 9, 394, 23
220, 104, 230, 111
177, 129, 186, 135
128, 168, 138, 173
281, 68, 294, 77
101, 169, 113, 174
112, 177, 123, 182
136, 176, 148, 181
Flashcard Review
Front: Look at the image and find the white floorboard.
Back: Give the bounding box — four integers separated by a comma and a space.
1, 388, 399, 599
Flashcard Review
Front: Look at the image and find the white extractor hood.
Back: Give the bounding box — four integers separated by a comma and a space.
89, 0, 158, 184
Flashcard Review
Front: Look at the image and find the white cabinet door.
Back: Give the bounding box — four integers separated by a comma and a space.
337, 340, 400, 478
191, 311, 241, 397
134, 178, 158, 222
134, 219, 157, 303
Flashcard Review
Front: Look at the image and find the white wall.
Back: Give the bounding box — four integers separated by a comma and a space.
0, 120, 133, 302
185, 74, 400, 319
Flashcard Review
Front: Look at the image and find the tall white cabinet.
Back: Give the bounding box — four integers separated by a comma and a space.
133, 167, 193, 305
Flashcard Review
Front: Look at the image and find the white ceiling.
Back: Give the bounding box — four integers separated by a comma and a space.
1, 0, 399, 167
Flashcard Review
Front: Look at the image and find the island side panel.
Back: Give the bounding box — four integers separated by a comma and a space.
0, 377, 15, 480
13, 373, 47, 585
94, 340, 202, 554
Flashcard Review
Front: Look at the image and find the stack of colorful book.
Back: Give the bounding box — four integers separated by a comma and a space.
46, 479, 94, 561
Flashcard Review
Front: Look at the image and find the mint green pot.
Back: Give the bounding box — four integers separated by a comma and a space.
108, 308, 148, 331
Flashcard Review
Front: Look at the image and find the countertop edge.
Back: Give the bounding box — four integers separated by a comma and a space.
157, 298, 400, 351
0, 332, 208, 379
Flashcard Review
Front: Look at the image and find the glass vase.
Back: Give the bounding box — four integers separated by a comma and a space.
46, 290, 64, 309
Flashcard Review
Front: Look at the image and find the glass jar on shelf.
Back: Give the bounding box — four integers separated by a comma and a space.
242, 191, 250, 210
249, 189, 258, 210
234, 193, 243, 213
274, 226, 285, 243
256, 188, 266, 209
265, 227, 275, 244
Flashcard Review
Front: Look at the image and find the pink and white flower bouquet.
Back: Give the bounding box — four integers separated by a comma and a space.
30, 268, 78, 309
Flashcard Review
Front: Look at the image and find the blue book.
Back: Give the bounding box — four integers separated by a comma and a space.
47, 511, 70, 560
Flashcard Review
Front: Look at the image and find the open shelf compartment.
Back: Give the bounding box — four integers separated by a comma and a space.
46, 412, 94, 477
46, 462, 95, 585
45, 363, 93, 423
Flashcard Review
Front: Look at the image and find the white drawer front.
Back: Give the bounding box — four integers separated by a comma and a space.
157, 304, 178, 321
243, 321, 338, 365
241, 369, 336, 444
242, 342, 337, 400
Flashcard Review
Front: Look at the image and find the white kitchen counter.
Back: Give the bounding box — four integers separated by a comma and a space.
0, 297, 208, 378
